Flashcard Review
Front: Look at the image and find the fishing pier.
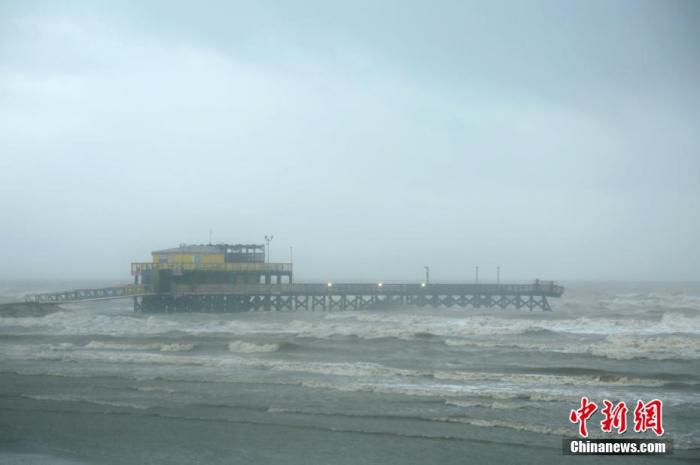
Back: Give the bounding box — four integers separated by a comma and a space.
24, 243, 564, 312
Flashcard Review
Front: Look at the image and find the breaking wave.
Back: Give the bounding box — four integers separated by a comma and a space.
0, 342, 672, 389
2, 304, 699, 342
85, 340, 195, 352
445, 332, 700, 360
22, 393, 149, 410
228, 340, 280, 353
432, 416, 574, 437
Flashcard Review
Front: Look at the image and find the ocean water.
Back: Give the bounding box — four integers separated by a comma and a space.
0, 282, 698, 464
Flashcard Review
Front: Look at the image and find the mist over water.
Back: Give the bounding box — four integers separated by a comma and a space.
1, 1, 699, 282
1, 282, 698, 464
1, 1, 699, 463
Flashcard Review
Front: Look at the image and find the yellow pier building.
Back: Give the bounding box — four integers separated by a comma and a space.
131, 244, 293, 296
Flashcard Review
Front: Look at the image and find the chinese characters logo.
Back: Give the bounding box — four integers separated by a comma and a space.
569, 397, 664, 437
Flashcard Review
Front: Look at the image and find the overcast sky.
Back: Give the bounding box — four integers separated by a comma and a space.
1, 0, 698, 282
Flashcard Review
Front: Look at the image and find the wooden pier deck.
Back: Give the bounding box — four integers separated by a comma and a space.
25, 282, 564, 312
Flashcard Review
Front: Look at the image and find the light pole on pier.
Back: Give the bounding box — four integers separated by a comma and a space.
265, 235, 274, 263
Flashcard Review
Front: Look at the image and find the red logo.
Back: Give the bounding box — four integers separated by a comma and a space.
570, 398, 664, 437
569, 396, 598, 437
600, 400, 628, 434
633, 399, 664, 436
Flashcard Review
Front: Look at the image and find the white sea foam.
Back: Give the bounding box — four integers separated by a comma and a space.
600, 292, 700, 313
591, 334, 700, 360
85, 341, 162, 351
297, 373, 666, 402
445, 332, 700, 360
135, 385, 178, 393
159, 343, 195, 352
3, 302, 699, 341
22, 393, 149, 410
445, 392, 580, 404
443, 399, 529, 410
228, 340, 280, 353
0, 342, 76, 358
432, 416, 575, 437
431, 370, 666, 387
85, 340, 194, 352
2, 342, 669, 390
296, 380, 594, 403
313, 312, 700, 338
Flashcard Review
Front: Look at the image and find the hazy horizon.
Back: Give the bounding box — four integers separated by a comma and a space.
1, 0, 699, 282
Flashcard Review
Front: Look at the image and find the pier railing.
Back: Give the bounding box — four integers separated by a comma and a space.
25, 284, 147, 303
171, 282, 564, 297
131, 262, 292, 275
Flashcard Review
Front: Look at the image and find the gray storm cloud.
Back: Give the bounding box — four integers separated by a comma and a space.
0, 0, 698, 282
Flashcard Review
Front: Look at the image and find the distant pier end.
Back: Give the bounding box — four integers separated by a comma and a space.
24, 243, 564, 312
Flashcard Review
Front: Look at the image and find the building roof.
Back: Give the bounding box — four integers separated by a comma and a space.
152, 244, 264, 254
152, 245, 222, 254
